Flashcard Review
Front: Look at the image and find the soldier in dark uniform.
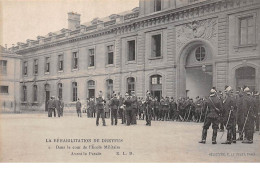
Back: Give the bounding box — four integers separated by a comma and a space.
235, 88, 244, 140
76, 98, 82, 117
154, 97, 160, 121
55, 97, 61, 117
137, 97, 142, 120
254, 91, 259, 131
217, 91, 225, 132
60, 97, 64, 117
96, 91, 106, 126
199, 88, 222, 144
145, 91, 153, 126
47, 96, 55, 117
242, 87, 256, 144
130, 91, 138, 124
118, 94, 125, 124
195, 97, 202, 122
221, 86, 236, 144
110, 93, 119, 125
88, 98, 95, 118
124, 93, 132, 126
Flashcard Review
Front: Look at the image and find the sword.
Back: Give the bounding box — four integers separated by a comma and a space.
220, 109, 232, 140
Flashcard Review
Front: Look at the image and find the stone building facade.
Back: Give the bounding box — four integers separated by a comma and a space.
12, 0, 260, 111
0, 46, 21, 113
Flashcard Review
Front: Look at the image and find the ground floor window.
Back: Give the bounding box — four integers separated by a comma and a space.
150, 74, 162, 100
127, 77, 135, 95
236, 66, 256, 91
72, 82, 78, 102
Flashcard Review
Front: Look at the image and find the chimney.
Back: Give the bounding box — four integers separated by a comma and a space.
68, 12, 81, 30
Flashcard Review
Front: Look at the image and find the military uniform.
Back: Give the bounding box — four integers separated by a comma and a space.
55, 99, 61, 117
110, 96, 119, 125
154, 99, 160, 121
222, 93, 236, 144
199, 91, 222, 144
60, 99, 64, 117
254, 94, 259, 131
119, 96, 125, 124
242, 93, 256, 143
124, 97, 132, 126
76, 100, 82, 117
145, 96, 153, 126
96, 97, 106, 126
130, 95, 138, 124
88, 99, 95, 118
47, 98, 55, 117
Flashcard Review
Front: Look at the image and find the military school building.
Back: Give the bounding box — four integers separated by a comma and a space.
10, 0, 260, 111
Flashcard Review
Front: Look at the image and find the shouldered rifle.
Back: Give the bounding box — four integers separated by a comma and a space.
239, 106, 252, 140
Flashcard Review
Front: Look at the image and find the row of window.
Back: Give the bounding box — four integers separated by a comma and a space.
23, 34, 162, 76
21, 75, 162, 102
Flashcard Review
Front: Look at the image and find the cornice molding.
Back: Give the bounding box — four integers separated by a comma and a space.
15, 0, 260, 55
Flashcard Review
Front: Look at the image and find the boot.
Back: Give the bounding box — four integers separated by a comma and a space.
222, 130, 232, 144
237, 131, 243, 141
242, 130, 249, 143
232, 128, 236, 143
212, 129, 217, 144
199, 129, 207, 144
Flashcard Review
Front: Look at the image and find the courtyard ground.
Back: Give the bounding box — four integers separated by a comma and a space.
0, 112, 259, 163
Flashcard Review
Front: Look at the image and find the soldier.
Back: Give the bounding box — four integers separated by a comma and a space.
235, 88, 244, 140
137, 97, 142, 120
242, 87, 256, 144
221, 86, 236, 144
47, 96, 55, 117
55, 97, 61, 117
195, 97, 202, 122
118, 93, 125, 124
110, 93, 119, 125
154, 97, 160, 121
96, 91, 106, 126
76, 98, 82, 118
254, 91, 259, 131
217, 91, 225, 132
199, 87, 222, 144
145, 91, 153, 126
88, 98, 95, 118
130, 91, 138, 124
60, 97, 64, 117
124, 93, 132, 126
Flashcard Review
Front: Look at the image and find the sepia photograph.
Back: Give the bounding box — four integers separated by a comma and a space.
0, 0, 259, 163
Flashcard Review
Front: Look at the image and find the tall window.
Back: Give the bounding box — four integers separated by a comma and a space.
127, 77, 135, 95
88, 80, 95, 98
151, 34, 161, 58
127, 40, 136, 61
72, 82, 77, 102
33, 85, 37, 102
45, 57, 50, 73
0, 86, 9, 94
23, 61, 28, 76
58, 54, 64, 71
154, 0, 161, 12
236, 66, 256, 92
58, 83, 62, 99
106, 79, 113, 99
195, 47, 206, 61
72, 52, 78, 69
22, 85, 27, 102
151, 75, 162, 85
107, 45, 114, 65
0, 60, 7, 75
34, 59, 38, 75
240, 16, 255, 45
89, 49, 95, 67
150, 75, 162, 100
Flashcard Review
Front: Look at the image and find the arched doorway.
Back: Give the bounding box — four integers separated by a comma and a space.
178, 41, 213, 99
44, 84, 50, 111
150, 74, 162, 100
235, 66, 256, 91
87, 80, 95, 99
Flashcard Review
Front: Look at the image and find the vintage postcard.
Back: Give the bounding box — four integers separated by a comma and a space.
0, 0, 259, 163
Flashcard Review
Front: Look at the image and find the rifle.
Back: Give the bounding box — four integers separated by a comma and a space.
238, 106, 251, 140
220, 109, 232, 140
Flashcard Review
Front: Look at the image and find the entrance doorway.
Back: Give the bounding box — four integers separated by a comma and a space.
88, 80, 95, 99
150, 74, 162, 100
45, 84, 50, 111
186, 66, 212, 99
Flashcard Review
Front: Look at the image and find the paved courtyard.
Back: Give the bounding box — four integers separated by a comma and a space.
0, 112, 259, 162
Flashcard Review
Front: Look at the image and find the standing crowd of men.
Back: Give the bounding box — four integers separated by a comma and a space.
47, 86, 259, 144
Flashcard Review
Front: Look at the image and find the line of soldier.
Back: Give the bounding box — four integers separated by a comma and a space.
198, 86, 259, 145
47, 96, 64, 118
